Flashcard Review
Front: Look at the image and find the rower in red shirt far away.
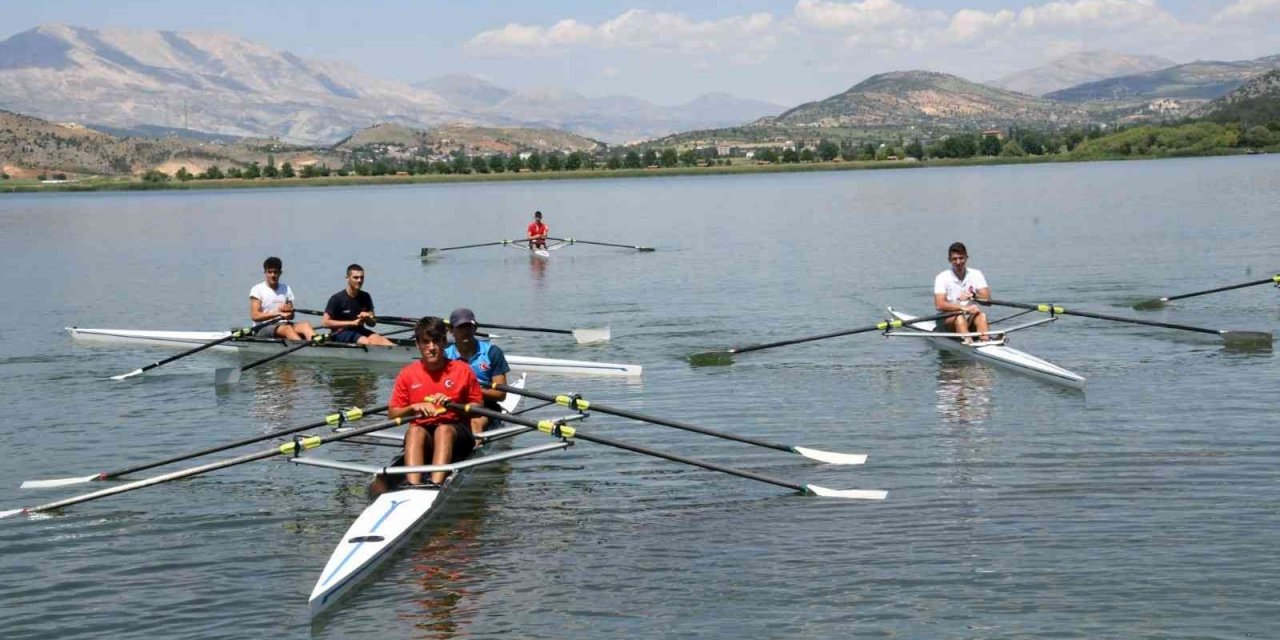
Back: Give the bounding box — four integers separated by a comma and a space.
526, 210, 548, 249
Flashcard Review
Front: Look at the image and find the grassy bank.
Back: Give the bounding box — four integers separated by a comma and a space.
0, 148, 1267, 194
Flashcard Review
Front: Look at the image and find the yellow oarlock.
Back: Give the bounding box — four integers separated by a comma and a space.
875, 319, 905, 331
1036, 304, 1065, 314
555, 395, 590, 410
325, 407, 364, 425
279, 435, 323, 455
537, 419, 575, 438
1273, 274, 1280, 283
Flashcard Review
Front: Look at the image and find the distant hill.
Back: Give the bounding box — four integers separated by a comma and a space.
1044, 54, 1280, 120
989, 51, 1175, 97
86, 123, 243, 144
335, 122, 602, 154
414, 74, 787, 143
1193, 69, 1280, 126
0, 108, 342, 177
773, 70, 1088, 128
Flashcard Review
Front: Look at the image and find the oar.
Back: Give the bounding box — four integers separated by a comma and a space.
420, 240, 524, 258
214, 334, 330, 385
449, 402, 884, 500
491, 383, 865, 464
21, 404, 387, 489
0, 416, 406, 519
371, 313, 610, 345
1133, 274, 1280, 310
689, 311, 961, 366
548, 237, 655, 252
981, 299, 1273, 348
110, 319, 281, 380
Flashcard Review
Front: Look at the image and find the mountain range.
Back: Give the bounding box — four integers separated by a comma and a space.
987, 51, 1176, 97
0, 24, 784, 144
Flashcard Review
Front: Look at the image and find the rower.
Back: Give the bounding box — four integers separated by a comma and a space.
933, 242, 991, 343
386, 317, 486, 488
249, 256, 315, 341
526, 210, 548, 249
444, 308, 510, 413
321, 263, 393, 346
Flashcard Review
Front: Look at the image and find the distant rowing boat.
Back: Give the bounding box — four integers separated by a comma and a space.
67, 327, 642, 377
886, 308, 1085, 390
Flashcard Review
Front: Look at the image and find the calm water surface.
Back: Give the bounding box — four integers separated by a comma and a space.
1, 156, 1278, 639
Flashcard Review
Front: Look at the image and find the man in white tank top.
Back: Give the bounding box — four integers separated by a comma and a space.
933, 242, 990, 343
249, 256, 316, 341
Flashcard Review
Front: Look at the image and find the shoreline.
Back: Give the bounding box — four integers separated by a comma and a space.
0, 149, 1260, 194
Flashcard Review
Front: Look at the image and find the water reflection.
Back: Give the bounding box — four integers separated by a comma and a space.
528, 255, 547, 287
934, 353, 994, 427
320, 365, 382, 409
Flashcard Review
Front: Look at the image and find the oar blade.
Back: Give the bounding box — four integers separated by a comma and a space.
0, 508, 26, 519
688, 351, 734, 367
791, 447, 867, 465
637, 246, 655, 252
21, 475, 99, 489
572, 326, 611, 344
1131, 298, 1167, 311
214, 367, 241, 386
804, 485, 887, 500
1222, 331, 1273, 349
110, 368, 145, 381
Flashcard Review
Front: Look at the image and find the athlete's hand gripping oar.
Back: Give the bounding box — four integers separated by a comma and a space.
448, 402, 886, 500
981, 299, 1273, 348
109, 319, 282, 380
374, 313, 610, 345
420, 240, 525, 259
689, 311, 961, 366
0, 416, 407, 519
21, 404, 388, 489
214, 334, 330, 385
546, 237, 656, 252
1133, 274, 1280, 310
491, 383, 865, 465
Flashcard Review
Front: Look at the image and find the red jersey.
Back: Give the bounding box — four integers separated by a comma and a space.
527, 221, 548, 238
390, 359, 483, 426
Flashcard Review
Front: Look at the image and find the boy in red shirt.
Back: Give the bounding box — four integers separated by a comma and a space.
387, 316, 486, 487
526, 210, 548, 249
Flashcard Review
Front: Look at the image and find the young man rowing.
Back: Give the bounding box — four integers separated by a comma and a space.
444, 308, 510, 412
526, 210, 548, 249
321, 263, 393, 346
385, 316, 487, 488
249, 256, 316, 341
933, 241, 991, 344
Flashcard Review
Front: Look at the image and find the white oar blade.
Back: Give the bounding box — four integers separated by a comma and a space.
572, 326, 611, 344
805, 485, 887, 500
792, 447, 867, 465
21, 475, 99, 489
110, 369, 144, 381
214, 367, 240, 386
0, 508, 26, 519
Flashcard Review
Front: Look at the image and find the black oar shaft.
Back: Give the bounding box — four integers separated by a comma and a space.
12, 417, 404, 517
450, 403, 804, 494
731, 311, 960, 354
1162, 276, 1279, 302
240, 335, 328, 372
492, 384, 791, 454
107, 404, 388, 479
377, 314, 575, 336
547, 237, 647, 250
985, 299, 1221, 335
119, 320, 279, 377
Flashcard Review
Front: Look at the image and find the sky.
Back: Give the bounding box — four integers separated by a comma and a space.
4, 0, 1279, 105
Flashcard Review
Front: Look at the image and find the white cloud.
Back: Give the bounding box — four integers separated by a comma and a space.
1015, 0, 1170, 30
1212, 0, 1280, 23
466, 9, 776, 57
793, 0, 946, 31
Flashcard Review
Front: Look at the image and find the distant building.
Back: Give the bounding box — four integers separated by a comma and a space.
981, 129, 1005, 140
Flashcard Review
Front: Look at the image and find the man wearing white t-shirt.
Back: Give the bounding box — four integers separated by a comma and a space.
249, 256, 316, 341
933, 242, 990, 344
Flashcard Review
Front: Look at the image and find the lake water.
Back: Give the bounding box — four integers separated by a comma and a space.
1, 156, 1278, 639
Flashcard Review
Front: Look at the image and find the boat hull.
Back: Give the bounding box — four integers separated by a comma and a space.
67, 327, 641, 377
889, 310, 1086, 390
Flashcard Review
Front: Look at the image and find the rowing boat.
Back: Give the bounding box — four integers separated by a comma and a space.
886, 307, 1086, 390
299, 374, 571, 617
67, 327, 642, 377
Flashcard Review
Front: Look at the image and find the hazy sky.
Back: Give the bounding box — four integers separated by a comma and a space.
5, 0, 1279, 104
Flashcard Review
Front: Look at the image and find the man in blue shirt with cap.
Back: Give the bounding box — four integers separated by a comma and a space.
444, 308, 511, 411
